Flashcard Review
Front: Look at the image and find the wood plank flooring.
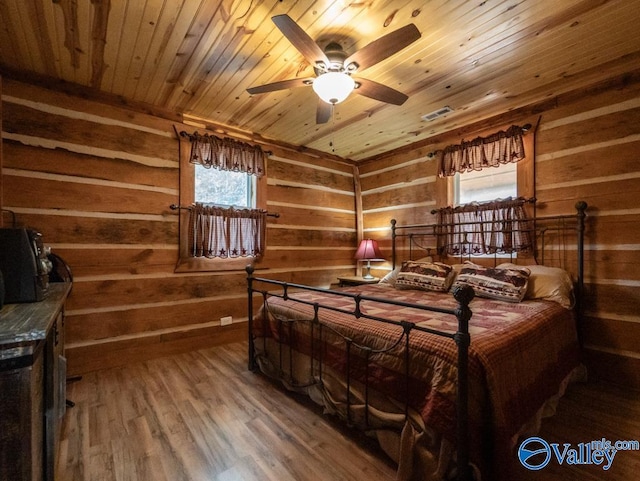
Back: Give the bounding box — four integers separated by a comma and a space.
57, 342, 640, 481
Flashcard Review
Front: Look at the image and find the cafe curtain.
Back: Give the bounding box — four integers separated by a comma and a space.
188, 203, 266, 259
434, 197, 534, 256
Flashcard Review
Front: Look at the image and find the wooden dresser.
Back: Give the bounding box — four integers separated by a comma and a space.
0, 283, 72, 481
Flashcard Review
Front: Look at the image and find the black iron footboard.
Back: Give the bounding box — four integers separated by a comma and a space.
245, 201, 588, 481
246, 268, 476, 481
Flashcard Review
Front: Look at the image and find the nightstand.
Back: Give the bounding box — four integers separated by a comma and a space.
337, 275, 380, 287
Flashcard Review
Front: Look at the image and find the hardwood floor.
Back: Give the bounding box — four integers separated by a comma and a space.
514, 378, 640, 481
57, 342, 396, 481
57, 342, 640, 481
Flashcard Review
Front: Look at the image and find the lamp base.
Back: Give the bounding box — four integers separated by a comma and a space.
362, 262, 374, 279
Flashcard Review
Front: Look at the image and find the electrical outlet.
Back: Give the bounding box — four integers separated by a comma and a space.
220, 316, 233, 326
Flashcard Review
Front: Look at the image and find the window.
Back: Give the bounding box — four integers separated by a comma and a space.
436, 123, 536, 260
437, 123, 535, 207
195, 165, 255, 208
454, 162, 517, 205
176, 132, 267, 272
451, 162, 522, 259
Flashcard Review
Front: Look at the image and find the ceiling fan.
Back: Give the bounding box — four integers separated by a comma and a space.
246, 14, 421, 124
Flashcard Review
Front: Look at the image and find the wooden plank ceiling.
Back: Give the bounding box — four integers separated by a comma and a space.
1, 0, 640, 161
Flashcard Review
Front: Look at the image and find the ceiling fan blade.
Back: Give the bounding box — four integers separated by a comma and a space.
272, 14, 330, 68
354, 78, 409, 105
247, 78, 312, 95
344, 24, 420, 72
316, 100, 332, 124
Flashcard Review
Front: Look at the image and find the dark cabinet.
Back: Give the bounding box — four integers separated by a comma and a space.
0, 283, 71, 481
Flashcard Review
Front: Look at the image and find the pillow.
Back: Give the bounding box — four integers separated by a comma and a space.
379, 256, 437, 286
452, 263, 530, 302
498, 263, 575, 308
449, 263, 465, 280
379, 267, 401, 286
395, 261, 454, 292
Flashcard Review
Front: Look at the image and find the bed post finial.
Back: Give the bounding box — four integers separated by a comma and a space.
452, 284, 475, 308
575, 201, 588, 214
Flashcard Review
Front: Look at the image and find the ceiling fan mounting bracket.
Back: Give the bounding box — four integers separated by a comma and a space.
314, 43, 351, 76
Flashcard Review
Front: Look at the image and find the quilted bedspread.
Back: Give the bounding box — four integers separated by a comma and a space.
252, 282, 581, 479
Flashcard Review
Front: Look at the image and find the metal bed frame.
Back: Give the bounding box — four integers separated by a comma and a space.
246, 201, 587, 481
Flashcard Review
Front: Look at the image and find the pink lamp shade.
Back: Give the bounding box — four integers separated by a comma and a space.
354, 239, 384, 278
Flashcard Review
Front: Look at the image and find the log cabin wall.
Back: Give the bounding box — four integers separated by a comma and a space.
358, 69, 640, 390
0, 78, 356, 376
2, 70, 638, 387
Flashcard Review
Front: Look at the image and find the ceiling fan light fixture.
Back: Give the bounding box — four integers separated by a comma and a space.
312, 72, 355, 105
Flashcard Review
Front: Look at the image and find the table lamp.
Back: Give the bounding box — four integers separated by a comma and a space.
354, 239, 384, 279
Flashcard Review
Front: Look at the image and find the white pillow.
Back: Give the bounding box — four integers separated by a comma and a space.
379, 267, 401, 286
498, 263, 575, 308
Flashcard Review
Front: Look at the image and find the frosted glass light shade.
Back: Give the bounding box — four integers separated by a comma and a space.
312, 72, 355, 104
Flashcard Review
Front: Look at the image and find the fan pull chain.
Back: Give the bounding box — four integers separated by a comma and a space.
329, 104, 336, 153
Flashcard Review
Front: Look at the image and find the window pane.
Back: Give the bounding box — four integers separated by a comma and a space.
456, 162, 517, 205
195, 166, 253, 207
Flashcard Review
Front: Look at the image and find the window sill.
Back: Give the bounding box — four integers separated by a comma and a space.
174, 256, 258, 273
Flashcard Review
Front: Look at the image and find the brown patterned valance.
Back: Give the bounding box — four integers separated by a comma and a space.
437, 125, 526, 177
181, 131, 266, 177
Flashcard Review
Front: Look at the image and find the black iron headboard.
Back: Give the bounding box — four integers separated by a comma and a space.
391, 200, 588, 319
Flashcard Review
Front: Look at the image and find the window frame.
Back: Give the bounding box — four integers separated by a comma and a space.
175, 135, 267, 273
439, 124, 535, 208
435, 124, 536, 262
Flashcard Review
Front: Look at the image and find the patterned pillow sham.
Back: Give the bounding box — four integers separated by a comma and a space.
395, 261, 454, 292
452, 262, 531, 302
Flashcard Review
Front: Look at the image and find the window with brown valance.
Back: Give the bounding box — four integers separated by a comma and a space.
437, 125, 526, 177
178, 131, 269, 265
434, 197, 535, 256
